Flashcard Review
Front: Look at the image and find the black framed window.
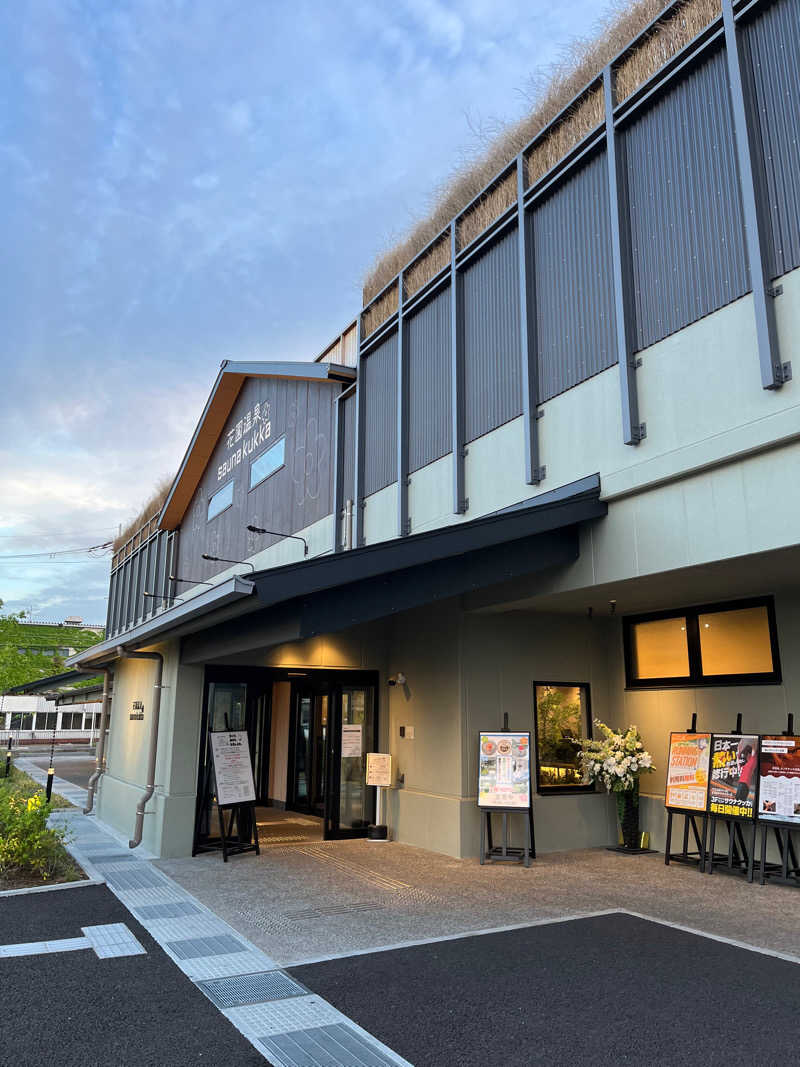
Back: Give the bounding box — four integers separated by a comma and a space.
533, 682, 593, 793
624, 597, 781, 689
207, 481, 234, 522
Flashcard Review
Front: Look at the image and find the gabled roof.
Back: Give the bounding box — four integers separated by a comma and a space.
159, 360, 355, 531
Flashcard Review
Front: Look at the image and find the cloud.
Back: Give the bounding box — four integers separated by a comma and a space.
0, 0, 602, 617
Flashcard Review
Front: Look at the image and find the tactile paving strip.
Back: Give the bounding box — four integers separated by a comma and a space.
82, 923, 146, 959
259, 1023, 406, 1067
284, 902, 384, 920
198, 971, 308, 1009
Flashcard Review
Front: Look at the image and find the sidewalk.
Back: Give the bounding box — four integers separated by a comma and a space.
14, 758, 411, 1067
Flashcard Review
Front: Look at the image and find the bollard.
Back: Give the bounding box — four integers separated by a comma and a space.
5, 734, 11, 778
45, 720, 57, 802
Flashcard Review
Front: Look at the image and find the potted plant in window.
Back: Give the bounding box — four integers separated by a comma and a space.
575, 721, 655, 851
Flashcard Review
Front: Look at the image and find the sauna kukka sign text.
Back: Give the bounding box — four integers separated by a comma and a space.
217, 400, 272, 481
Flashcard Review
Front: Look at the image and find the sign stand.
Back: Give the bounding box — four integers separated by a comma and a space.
705, 718, 758, 882
480, 805, 535, 867
758, 822, 800, 886
478, 718, 535, 868
193, 729, 260, 862
664, 718, 714, 870
665, 809, 710, 871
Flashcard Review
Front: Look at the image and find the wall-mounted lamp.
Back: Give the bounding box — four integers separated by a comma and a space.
201, 553, 255, 573
609, 600, 617, 616
388, 672, 407, 687
169, 574, 214, 588
143, 591, 184, 605
246, 524, 308, 556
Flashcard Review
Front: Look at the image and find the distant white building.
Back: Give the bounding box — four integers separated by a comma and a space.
1, 694, 102, 742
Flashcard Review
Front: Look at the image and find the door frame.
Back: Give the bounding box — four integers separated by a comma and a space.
322, 673, 380, 840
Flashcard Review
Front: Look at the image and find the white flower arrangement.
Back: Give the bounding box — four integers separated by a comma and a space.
576, 720, 655, 794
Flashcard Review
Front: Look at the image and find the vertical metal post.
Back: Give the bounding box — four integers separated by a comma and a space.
331, 388, 346, 553
722, 0, 787, 389
516, 155, 544, 484
450, 220, 467, 513
353, 314, 367, 547
603, 66, 644, 445
397, 270, 410, 536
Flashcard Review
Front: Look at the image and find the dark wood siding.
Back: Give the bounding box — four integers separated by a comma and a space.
177, 376, 341, 580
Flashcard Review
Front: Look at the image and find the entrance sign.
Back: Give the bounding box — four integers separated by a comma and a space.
341, 723, 362, 758
366, 752, 392, 787
759, 736, 800, 824
210, 730, 256, 806
665, 732, 711, 811
708, 734, 759, 819
478, 732, 531, 809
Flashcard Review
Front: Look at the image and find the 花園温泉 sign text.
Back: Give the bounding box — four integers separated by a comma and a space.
217, 400, 271, 481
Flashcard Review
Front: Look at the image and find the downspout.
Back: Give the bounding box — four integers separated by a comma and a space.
115, 646, 164, 849
83, 666, 112, 814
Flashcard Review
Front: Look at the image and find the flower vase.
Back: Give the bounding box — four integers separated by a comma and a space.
616, 781, 640, 850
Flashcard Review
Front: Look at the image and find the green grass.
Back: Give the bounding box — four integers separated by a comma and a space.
0, 764, 72, 809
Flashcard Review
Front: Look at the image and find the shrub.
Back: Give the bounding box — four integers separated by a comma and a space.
0, 786, 72, 881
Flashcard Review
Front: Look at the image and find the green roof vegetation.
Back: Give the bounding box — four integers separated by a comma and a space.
0, 601, 105, 692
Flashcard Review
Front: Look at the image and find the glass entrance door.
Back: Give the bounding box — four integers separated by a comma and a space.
324, 685, 376, 839
289, 688, 328, 817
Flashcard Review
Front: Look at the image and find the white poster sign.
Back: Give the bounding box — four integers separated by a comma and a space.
341, 724, 363, 758
478, 732, 531, 809
210, 730, 256, 806
366, 752, 393, 787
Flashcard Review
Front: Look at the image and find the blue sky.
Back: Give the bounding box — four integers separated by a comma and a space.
0, 0, 600, 624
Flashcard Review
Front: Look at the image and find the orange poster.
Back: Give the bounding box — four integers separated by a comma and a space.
665, 732, 711, 812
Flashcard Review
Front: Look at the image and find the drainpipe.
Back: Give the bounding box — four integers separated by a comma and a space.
83, 666, 112, 815
115, 646, 164, 849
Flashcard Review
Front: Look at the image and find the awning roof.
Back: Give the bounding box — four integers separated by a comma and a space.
159, 359, 355, 531
4, 668, 102, 696
68, 474, 606, 667
182, 474, 607, 664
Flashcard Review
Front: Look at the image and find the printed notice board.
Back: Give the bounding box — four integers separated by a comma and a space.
210, 730, 256, 806
708, 734, 759, 819
366, 752, 393, 787
478, 732, 531, 809
341, 724, 362, 758
665, 732, 711, 812
759, 736, 800, 824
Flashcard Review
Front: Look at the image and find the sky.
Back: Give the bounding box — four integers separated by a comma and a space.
0, 0, 601, 625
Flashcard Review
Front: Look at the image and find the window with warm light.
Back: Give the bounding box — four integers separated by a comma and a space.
533, 682, 593, 793
624, 597, 781, 688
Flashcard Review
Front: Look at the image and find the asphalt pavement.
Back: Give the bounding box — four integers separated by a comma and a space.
291, 911, 800, 1066
0, 884, 267, 1067
27, 753, 94, 790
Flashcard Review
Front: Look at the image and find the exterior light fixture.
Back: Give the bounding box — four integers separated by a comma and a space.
388, 672, 407, 687
201, 553, 255, 573
169, 574, 214, 588
246, 524, 308, 556
143, 591, 184, 605
609, 600, 617, 615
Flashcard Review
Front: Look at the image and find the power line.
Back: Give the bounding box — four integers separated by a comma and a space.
0, 541, 113, 560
